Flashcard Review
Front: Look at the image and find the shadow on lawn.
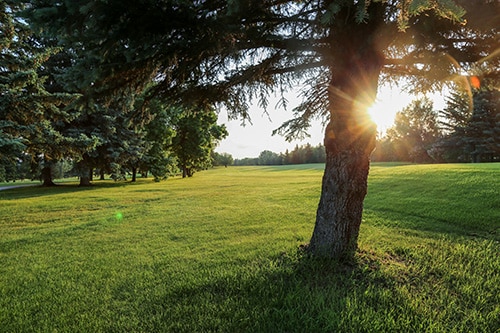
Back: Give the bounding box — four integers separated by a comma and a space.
136, 251, 422, 333
0, 180, 140, 201
365, 208, 499, 242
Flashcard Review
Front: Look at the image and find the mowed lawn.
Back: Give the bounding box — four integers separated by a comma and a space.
0, 163, 498, 332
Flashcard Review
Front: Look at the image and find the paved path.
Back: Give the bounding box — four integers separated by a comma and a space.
0, 184, 37, 191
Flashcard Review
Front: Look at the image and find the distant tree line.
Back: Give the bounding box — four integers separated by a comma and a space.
229, 82, 499, 167
233, 143, 326, 166
372, 82, 499, 163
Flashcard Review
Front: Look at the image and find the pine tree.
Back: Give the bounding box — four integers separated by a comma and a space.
0, 2, 100, 185
437, 76, 500, 163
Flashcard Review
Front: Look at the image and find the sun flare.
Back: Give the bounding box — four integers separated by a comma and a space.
367, 101, 398, 132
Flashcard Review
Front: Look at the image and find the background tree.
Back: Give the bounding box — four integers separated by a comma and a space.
258, 150, 283, 165
385, 98, 441, 163
432, 74, 500, 163
462, 88, 500, 162
432, 89, 473, 162
26, 0, 499, 259
213, 152, 234, 168
0, 1, 85, 186
140, 98, 178, 181
171, 108, 228, 178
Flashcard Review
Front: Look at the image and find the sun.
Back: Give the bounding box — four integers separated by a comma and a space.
367, 100, 398, 132
366, 86, 422, 133
367, 86, 448, 133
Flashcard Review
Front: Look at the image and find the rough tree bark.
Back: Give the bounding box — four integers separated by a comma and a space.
309, 106, 377, 259
308, 5, 385, 259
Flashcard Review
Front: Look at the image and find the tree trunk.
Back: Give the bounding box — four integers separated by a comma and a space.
79, 168, 92, 186
41, 164, 56, 187
131, 167, 137, 182
309, 120, 376, 259
308, 5, 385, 259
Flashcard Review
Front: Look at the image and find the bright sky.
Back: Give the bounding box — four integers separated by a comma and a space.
216, 85, 447, 159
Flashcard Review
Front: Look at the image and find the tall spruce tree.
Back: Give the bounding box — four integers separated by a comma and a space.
1, 2, 99, 185
26, 1, 499, 259
140, 98, 177, 182
437, 74, 500, 163
463, 88, 500, 162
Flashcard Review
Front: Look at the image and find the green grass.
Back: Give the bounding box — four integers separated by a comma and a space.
0, 163, 498, 332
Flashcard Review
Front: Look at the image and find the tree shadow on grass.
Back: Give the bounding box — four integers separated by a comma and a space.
134, 250, 427, 333
364, 208, 499, 242
0, 180, 141, 201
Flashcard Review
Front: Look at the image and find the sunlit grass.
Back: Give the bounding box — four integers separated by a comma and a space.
0, 163, 498, 332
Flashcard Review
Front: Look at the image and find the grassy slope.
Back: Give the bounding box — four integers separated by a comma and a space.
0, 163, 498, 332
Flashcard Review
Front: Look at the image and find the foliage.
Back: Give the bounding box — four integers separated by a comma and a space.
24, 1, 494, 133
0, 2, 101, 184
234, 143, 326, 166
171, 107, 228, 177
0, 164, 498, 332
140, 99, 178, 181
374, 98, 441, 163
213, 152, 234, 167
433, 84, 499, 163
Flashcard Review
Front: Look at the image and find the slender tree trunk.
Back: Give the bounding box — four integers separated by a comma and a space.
131, 167, 137, 182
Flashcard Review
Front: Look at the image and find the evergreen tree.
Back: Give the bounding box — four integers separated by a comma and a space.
463, 88, 500, 162
435, 79, 500, 162
0, 2, 99, 185
140, 99, 177, 181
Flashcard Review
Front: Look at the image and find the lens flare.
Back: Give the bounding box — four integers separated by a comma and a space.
470, 76, 480, 89
115, 212, 123, 221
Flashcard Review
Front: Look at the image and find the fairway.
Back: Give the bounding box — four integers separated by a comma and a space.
0, 163, 499, 332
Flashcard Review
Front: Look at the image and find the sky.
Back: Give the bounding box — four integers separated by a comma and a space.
216, 85, 447, 159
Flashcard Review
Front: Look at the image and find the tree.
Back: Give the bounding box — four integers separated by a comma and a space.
1, 2, 103, 185
26, 1, 499, 259
433, 89, 472, 162
140, 98, 178, 181
1, 2, 65, 185
258, 150, 282, 165
171, 108, 228, 178
213, 152, 234, 167
385, 97, 441, 163
434, 76, 500, 163
462, 88, 500, 162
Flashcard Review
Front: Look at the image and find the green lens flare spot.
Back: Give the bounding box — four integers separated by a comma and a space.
115, 212, 123, 221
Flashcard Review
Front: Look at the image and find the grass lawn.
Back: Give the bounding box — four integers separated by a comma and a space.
0, 163, 498, 332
